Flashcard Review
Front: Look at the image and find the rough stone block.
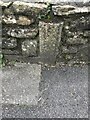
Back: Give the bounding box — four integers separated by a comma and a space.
2, 37, 17, 48
2, 63, 41, 106
2, 49, 19, 55
67, 37, 88, 45
17, 16, 34, 25
0, 38, 1, 48
39, 21, 63, 63
12, 1, 47, 15
62, 46, 78, 54
2, 15, 16, 24
52, 5, 75, 15
65, 54, 74, 61
22, 40, 37, 57
65, 30, 84, 37
2, 15, 34, 25
67, 16, 90, 31
83, 31, 90, 37
0, 0, 90, 4
52, 5, 90, 16
74, 44, 89, 62
3, 26, 38, 38
1, 1, 47, 16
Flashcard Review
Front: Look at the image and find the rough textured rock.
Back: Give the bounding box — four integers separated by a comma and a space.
39, 21, 63, 63
52, 5, 90, 16
84, 31, 90, 37
0, 38, 1, 48
1, 0, 90, 4
12, 1, 47, 15
66, 37, 88, 44
2, 15, 34, 25
1, 1, 90, 64
62, 46, 78, 53
2, 15, 17, 24
0, 17, 1, 25
22, 40, 37, 57
17, 16, 34, 25
3, 26, 38, 38
0, 1, 12, 8
2, 49, 20, 55
64, 15, 90, 31
2, 37, 17, 48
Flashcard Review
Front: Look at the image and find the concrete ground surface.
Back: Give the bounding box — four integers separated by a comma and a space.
1, 63, 88, 118
2, 63, 41, 106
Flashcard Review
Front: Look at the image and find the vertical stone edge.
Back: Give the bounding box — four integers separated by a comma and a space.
39, 21, 63, 64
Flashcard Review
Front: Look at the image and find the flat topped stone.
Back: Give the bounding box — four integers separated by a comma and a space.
52, 5, 90, 16
0, 0, 90, 4
2, 63, 41, 106
39, 21, 63, 64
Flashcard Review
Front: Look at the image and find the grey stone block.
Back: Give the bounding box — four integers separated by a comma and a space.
62, 46, 78, 53
3, 26, 38, 38
2, 37, 17, 48
52, 5, 90, 16
83, 31, 90, 37
39, 21, 63, 63
66, 34, 88, 44
64, 15, 90, 32
2, 63, 41, 105
12, 1, 47, 14
2, 15, 34, 25
1, 0, 90, 4
2, 49, 19, 55
0, 38, 1, 49
22, 40, 37, 57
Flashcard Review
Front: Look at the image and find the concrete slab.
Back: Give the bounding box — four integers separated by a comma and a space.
2, 63, 41, 106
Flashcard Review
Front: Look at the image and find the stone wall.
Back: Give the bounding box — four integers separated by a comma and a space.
1, 1, 90, 64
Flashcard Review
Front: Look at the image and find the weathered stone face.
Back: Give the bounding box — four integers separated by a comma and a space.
17, 16, 34, 25
12, 1, 47, 15
3, 8, 14, 15
2, 15, 34, 25
1, 0, 90, 4
2, 49, 20, 55
2, 15, 16, 24
52, 5, 90, 16
22, 40, 37, 57
0, 38, 2, 49
64, 15, 90, 31
1, 1, 90, 64
84, 31, 90, 37
66, 37, 88, 45
2, 37, 17, 48
39, 21, 63, 63
2, 27, 38, 38
62, 46, 78, 53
